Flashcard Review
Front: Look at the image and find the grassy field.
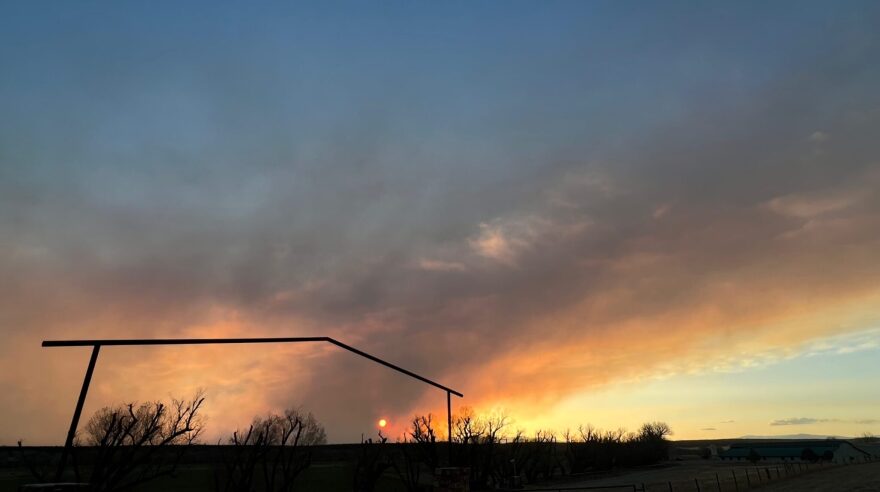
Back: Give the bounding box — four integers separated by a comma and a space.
3, 461, 876, 491
3, 444, 875, 491
0, 461, 411, 491
758, 461, 880, 492
524, 460, 856, 491
0, 443, 418, 491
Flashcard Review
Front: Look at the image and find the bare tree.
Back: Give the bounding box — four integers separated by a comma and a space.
635, 421, 672, 463
449, 407, 512, 489
637, 421, 672, 441
78, 390, 205, 491
216, 408, 326, 492
353, 432, 392, 492
393, 414, 439, 492
452, 406, 485, 444
520, 430, 561, 483
482, 410, 511, 444
563, 421, 673, 474
857, 432, 879, 443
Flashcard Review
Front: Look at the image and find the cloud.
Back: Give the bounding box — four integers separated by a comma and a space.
765, 192, 860, 219
701, 427, 717, 431
771, 418, 829, 426
467, 214, 590, 266
770, 418, 880, 426
652, 204, 671, 219
415, 259, 467, 273
2, 6, 880, 444
809, 131, 829, 143
469, 222, 522, 265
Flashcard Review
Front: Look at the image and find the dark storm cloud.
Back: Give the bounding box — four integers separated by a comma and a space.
2, 2, 880, 443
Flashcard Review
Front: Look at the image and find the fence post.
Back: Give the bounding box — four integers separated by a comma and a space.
668, 481, 673, 492
715, 473, 721, 491
765, 468, 771, 481
745, 469, 752, 487
731, 469, 738, 491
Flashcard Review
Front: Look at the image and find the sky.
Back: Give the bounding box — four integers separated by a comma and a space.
1, 1, 879, 445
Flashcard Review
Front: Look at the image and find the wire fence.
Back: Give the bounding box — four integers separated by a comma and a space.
504, 460, 869, 492
507, 485, 641, 492
641, 461, 833, 491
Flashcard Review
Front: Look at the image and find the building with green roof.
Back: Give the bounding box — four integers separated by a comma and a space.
719, 440, 871, 464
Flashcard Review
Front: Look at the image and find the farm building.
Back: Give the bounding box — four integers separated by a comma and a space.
860, 444, 880, 459
719, 440, 871, 464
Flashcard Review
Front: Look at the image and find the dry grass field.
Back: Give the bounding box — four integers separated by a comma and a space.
527, 460, 875, 491
3, 443, 876, 491
757, 461, 880, 492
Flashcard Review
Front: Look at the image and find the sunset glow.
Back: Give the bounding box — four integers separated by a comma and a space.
2, 2, 880, 448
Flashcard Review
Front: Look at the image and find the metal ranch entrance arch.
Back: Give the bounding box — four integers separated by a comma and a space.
42, 336, 463, 479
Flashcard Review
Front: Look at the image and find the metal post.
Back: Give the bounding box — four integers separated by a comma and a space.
43, 336, 464, 473
56, 344, 100, 481
447, 389, 452, 464
447, 390, 452, 441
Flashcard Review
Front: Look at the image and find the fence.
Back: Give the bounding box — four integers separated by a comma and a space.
505, 485, 641, 492
501, 460, 845, 492
641, 461, 835, 492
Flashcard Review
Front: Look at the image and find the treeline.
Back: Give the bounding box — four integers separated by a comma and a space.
19, 394, 671, 492
564, 422, 672, 472
19, 390, 327, 492
354, 408, 672, 491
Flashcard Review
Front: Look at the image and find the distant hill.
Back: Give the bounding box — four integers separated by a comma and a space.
739, 434, 849, 440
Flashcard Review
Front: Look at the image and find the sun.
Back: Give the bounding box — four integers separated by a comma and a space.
378, 418, 387, 428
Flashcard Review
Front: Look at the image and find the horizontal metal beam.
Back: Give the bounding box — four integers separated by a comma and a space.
42, 337, 329, 347
42, 336, 463, 397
